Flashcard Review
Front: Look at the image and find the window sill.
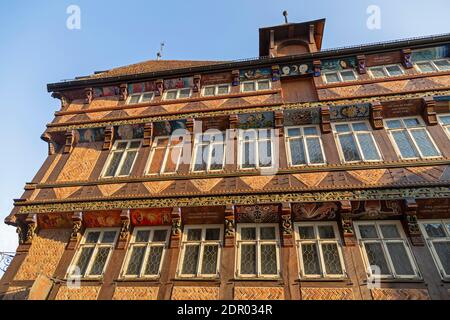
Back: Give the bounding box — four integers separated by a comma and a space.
296, 277, 350, 283
233, 277, 283, 282
361, 278, 424, 284
172, 278, 221, 283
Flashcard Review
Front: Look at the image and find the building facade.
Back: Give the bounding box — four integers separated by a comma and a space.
1, 19, 450, 300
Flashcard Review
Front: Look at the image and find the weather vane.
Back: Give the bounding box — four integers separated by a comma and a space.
283, 10, 288, 24
156, 42, 165, 60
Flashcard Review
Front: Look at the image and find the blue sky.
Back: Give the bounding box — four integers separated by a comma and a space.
1, 0, 450, 268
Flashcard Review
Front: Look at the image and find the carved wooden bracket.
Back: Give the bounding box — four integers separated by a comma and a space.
402, 49, 413, 69
51, 92, 71, 109
320, 105, 331, 133
186, 118, 194, 134
357, 55, 367, 74
70, 211, 83, 241
41, 132, 57, 155
402, 199, 424, 246
155, 79, 164, 96
22, 213, 37, 245
64, 130, 75, 154
313, 60, 322, 77
84, 87, 93, 104
143, 122, 154, 147
272, 65, 280, 82
170, 207, 182, 248
224, 205, 235, 247
119, 84, 128, 101
339, 200, 356, 246
117, 209, 131, 249
193, 74, 201, 93
229, 114, 238, 130
274, 110, 284, 137
103, 126, 114, 150
422, 97, 438, 125
232, 70, 240, 86
280, 202, 293, 247
370, 101, 384, 130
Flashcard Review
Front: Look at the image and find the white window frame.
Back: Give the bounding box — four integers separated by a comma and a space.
127, 92, 155, 104
163, 88, 192, 100
332, 121, 382, 163
294, 222, 346, 279
368, 64, 405, 79
101, 139, 142, 178
120, 226, 170, 279
67, 228, 119, 279
237, 128, 275, 170
191, 132, 226, 173
438, 113, 450, 140
235, 223, 281, 279
240, 79, 272, 93
384, 117, 441, 160
177, 225, 223, 279
285, 125, 326, 167
145, 136, 184, 175
322, 69, 358, 84
202, 83, 230, 97
419, 219, 450, 280
354, 221, 420, 280
414, 58, 450, 73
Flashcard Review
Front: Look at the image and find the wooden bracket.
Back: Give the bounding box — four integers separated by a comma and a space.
280, 202, 293, 247
118, 209, 131, 249
64, 130, 75, 154
103, 126, 114, 150
274, 110, 284, 137
193, 74, 201, 93
370, 101, 384, 130
155, 79, 164, 96
119, 84, 128, 101
170, 207, 182, 248
339, 200, 356, 246
422, 96, 438, 125
313, 60, 322, 77
67, 211, 83, 250
402, 199, 424, 246
232, 70, 240, 86
224, 205, 235, 247
272, 65, 280, 82
357, 55, 367, 74
143, 122, 154, 147
84, 87, 93, 104
402, 49, 413, 69
320, 106, 331, 133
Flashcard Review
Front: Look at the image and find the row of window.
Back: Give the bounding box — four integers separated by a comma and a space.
323, 58, 450, 84
68, 219, 450, 281
127, 79, 272, 104
101, 115, 450, 178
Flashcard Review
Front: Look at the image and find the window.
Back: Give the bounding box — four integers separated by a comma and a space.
294, 222, 346, 279
202, 84, 230, 97
164, 88, 192, 100
323, 70, 358, 84
368, 64, 404, 78
241, 79, 271, 92
146, 136, 184, 175
178, 225, 222, 278
354, 221, 420, 279
121, 227, 169, 278
333, 122, 381, 163
127, 92, 154, 104
68, 229, 118, 279
236, 224, 280, 278
102, 140, 141, 178
285, 126, 326, 166
438, 114, 450, 139
385, 117, 441, 159
238, 129, 274, 169
191, 132, 226, 172
415, 59, 450, 73
419, 220, 450, 279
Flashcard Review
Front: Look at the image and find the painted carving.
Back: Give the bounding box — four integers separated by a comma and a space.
83, 210, 122, 228
235, 205, 279, 223
130, 208, 171, 226
292, 202, 338, 221
330, 103, 370, 121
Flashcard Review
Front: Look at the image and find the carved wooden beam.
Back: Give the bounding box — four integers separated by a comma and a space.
422, 96, 438, 125
402, 49, 413, 69
402, 198, 424, 246
41, 132, 57, 155
320, 105, 331, 133
274, 110, 284, 137
119, 84, 128, 101
357, 55, 367, 74
370, 101, 384, 130
23, 213, 37, 245
280, 202, 293, 247
63, 130, 75, 154
117, 209, 131, 249
103, 126, 114, 150
170, 207, 182, 248
143, 122, 154, 147
224, 205, 235, 247
339, 200, 356, 246
69, 212, 83, 245
51, 92, 71, 109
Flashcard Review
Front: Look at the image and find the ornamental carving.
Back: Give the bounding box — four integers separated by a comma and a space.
235, 205, 279, 223
351, 200, 402, 219
281, 213, 293, 235
292, 202, 338, 221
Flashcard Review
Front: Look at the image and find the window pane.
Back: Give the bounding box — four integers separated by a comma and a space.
116, 142, 128, 150
357, 133, 380, 160
322, 243, 343, 275
386, 243, 415, 276
101, 231, 117, 244
325, 72, 340, 83
301, 243, 320, 275
165, 91, 177, 100
416, 62, 435, 72
304, 127, 318, 135
241, 227, 256, 240
258, 80, 270, 90
306, 137, 325, 164
193, 144, 208, 171
298, 226, 315, 239
148, 146, 167, 175
403, 118, 420, 128
105, 152, 124, 177
340, 70, 356, 81
289, 138, 306, 165
204, 87, 215, 96
432, 241, 450, 275
205, 228, 221, 241
440, 115, 450, 125
129, 141, 141, 149
201, 245, 219, 274
240, 244, 257, 274
217, 85, 229, 95
380, 225, 400, 238
152, 230, 168, 242
163, 146, 182, 173
89, 247, 111, 275
424, 224, 446, 238
129, 95, 141, 104
136, 230, 150, 242
181, 245, 200, 274
260, 227, 276, 240
352, 122, 369, 131
434, 59, 450, 71
386, 65, 403, 76
126, 246, 145, 276
141, 92, 153, 102
243, 82, 255, 92
318, 226, 335, 239
242, 141, 256, 168
385, 120, 402, 129
260, 244, 277, 275
118, 151, 137, 176
371, 67, 386, 78
187, 229, 202, 241
210, 143, 224, 170
86, 232, 101, 244
258, 140, 272, 167
364, 243, 390, 275
339, 134, 361, 162
392, 131, 418, 158
410, 129, 440, 157
287, 128, 301, 136
145, 246, 164, 275
74, 247, 94, 276
179, 89, 191, 99
358, 225, 378, 239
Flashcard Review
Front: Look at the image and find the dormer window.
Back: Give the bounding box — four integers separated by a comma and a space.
202, 84, 230, 97
415, 59, 450, 73
368, 64, 404, 78
164, 88, 192, 100
241, 79, 271, 93
323, 70, 357, 84
127, 92, 154, 104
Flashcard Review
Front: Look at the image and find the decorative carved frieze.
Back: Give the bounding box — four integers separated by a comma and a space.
235, 204, 279, 223
292, 202, 338, 221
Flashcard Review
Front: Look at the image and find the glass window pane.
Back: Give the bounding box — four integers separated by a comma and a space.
403, 118, 420, 128
129, 141, 141, 149
424, 224, 446, 238
179, 89, 191, 98
356, 133, 380, 160
325, 72, 340, 83
392, 131, 418, 158
210, 143, 224, 170
432, 241, 450, 275
321, 243, 343, 275
386, 243, 415, 276
303, 127, 318, 135
187, 229, 202, 241
129, 95, 141, 104
141, 92, 153, 102
289, 138, 306, 165
258, 80, 270, 90
358, 225, 378, 239
335, 124, 350, 133
370, 67, 386, 78
439, 115, 450, 125
318, 226, 335, 239
258, 140, 272, 167
242, 141, 256, 168
240, 227, 256, 240
181, 245, 199, 274
410, 129, 440, 157
243, 82, 256, 92
86, 232, 101, 244
260, 244, 277, 274
193, 144, 207, 171
105, 152, 124, 177
205, 228, 221, 241
364, 243, 390, 275
74, 247, 94, 276
298, 226, 315, 239
434, 59, 450, 71
204, 87, 215, 96
163, 146, 182, 173
260, 227, 276, 240
148, 146, 167, 174
240, 244, 257, 275
136, 230, 151, 243
287, 128, 301, 137
118, 151, 137, 176
152, 230, 168, 242
339, 134, 361, 162
385, 120, 402, 129
126, 246, 145, 276
340, 70, 356, 81
101, 231, 117, 243
145, 246, 164, 275
165, 90, 177, 100
416, 62, 435, 72
386, 65, 403, 76
201, 245, 219, 274
301, 243, 320, 275
89, 247, 111, 275
217, 85, 229, 95
380, 225, 400, 239
306, 137, 325, 164
116, 142, 128, 150
352, 122, 369, 131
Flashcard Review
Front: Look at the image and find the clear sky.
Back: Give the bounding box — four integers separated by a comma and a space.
1, 0, 450, 272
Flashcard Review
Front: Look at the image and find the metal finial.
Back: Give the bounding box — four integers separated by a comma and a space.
156, 42, 165, 60
282, 10, 288, 24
